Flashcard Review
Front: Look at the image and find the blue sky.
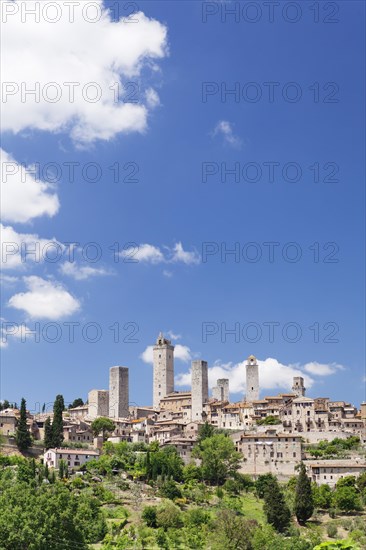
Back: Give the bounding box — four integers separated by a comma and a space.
1, 0, 365, 411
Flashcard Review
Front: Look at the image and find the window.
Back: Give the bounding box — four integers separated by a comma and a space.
293, 452, 296, 457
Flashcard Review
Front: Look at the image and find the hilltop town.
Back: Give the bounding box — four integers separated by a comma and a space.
1, 333, 365, 485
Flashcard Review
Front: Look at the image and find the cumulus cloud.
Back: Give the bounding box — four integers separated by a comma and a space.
2, 0, 168, 144
1, 224, 64, 270
140, 343, 192, 364
1, 149, 60, 223
213, 120, 242, 148
121, 242, 199, 265
60, 261, 111, 280
302, 362, 345, 376
175, 357, 344, 396
166, 331, 181, 341
8, 276, 80, 319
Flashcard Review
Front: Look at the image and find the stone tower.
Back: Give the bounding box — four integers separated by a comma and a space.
191, 360, 209, 421
153, 333, 174, 410
292, 376, 306, 397
109, 366, 129, 418
245, 355, 259, 403
88, 389, 109, 419
212, 378, 229, 402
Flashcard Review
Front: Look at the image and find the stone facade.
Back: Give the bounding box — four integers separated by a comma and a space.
212, 378, 229, 401
88, 389, 109, 419
235, 431, 304, 479
246, 355, 259, 403
306, 459, 366, 487
44, 448, 99, 470
292, 376, 306, 397
109, 366, 129, 419
153, 333, 174, 410
191, 360, 208, 421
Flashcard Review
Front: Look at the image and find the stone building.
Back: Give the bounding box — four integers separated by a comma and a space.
306, 459, 366, 487
246, 355, 259, 403
191, 360, 209, 421
235, 431, 304, 479
88, 389, 109, 419
153, 333, 174, 410
292, 376, 306, 397
109, 366, 129, 419
212, 378, 230, 402
44, 448, 99, 470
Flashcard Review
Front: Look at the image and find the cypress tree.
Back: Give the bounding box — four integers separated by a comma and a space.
52, 395, 64, 447
294, 462, 314, 524
263, 477, 291, 533
44, 416, 53, 449
15, 398, 32, 451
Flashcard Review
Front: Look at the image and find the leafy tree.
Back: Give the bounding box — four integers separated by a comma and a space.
43, 416, 53, 449
197, 421, 216, 443
192, 433, 241, 485
263, 477, 291, 533
294, 462, 314, 524
156, 501, 183, 530
313, 483, 332, 509
59, 459, 68, 479
209, 509, 258, 550
147, 445, 184, 482
15, 397, 32, 451
69, 398, 84, 409
0, 399, 10, 410
335, 476, 356, 488
52, 394, 65, 447
313, 542, 360, 550
255, 473, 277, 498
91, 417, 115, 440
159, 479, 182, 500
142, 505, 158, 527
333, 486, 362, 512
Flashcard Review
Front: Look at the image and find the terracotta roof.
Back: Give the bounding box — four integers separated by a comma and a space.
49, 448, 99, 455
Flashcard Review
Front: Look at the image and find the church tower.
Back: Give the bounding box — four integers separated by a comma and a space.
153, 333, 174, 410
245, 355, 259, 403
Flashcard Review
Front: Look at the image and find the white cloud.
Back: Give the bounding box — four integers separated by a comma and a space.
140, 345, 154, 364
60, 261, 111, 280
8, 276, 80, 319
175, 357, 344, 395
121, 242, 199, 265
213, 120, 242, 148
140, 343, 192, 364
145, 88, 160, 108
170, 242, 200, 265
130, 244, 165, 264
1, 224, 64, 270
2, 0, 168, 144
1, 149, 60, 223
166, 331, 181, 341
163, 270, 173, 278
303, 362, 344, 376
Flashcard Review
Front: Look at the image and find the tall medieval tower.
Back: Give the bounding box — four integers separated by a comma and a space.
245, 355, 259, 402
153, 333, 174, 409
191, 360, 209, 421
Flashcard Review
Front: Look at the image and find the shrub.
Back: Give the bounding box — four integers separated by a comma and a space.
327, 524, 338, 538
142, 505, 158, 528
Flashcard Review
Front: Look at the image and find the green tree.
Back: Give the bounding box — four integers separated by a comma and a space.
197, 421, 216, 443
263, 477, 291, 533
43, 416, 53, 449
210, 509, 258, 550
69, 398, 84, 409
156, 501, 183, 530
313, 483, 332, 509
192, 433, 241, 485
294, 462, 314, 524
255, 473, 277, 498
159, 479, 182, 500
15, 397, 32, 451
52, 394, 65, 447
91, 417, 115, 440
333, 486, 362, 512
142, 505, 158, 527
